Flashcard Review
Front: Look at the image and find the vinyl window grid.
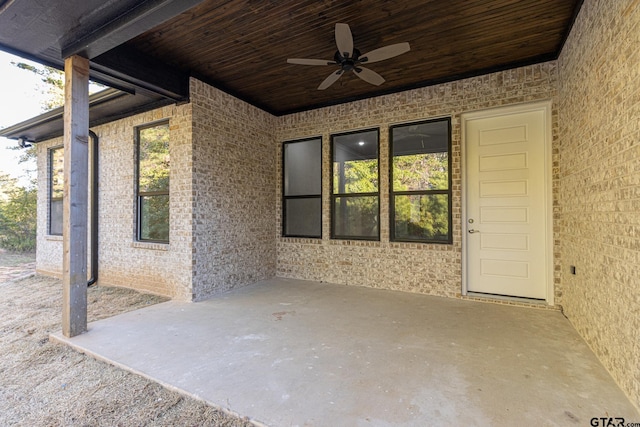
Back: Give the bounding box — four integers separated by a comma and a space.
48, 146, 64, 236
282, 137, 323, 238
389, 117, 452, 244
136, 121, 170, 243
330, 128, 380, 241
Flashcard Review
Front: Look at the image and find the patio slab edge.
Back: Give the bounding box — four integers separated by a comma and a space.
49, 330, 270, 427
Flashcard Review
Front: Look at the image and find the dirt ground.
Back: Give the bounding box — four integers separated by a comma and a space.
0, 250, 36, 282
0, 252, 254, 427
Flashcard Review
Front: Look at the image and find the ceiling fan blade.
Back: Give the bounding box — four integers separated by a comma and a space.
287, 58, 334, 66
360, 42, 411, 64
335, 23, 353, 58
318, 69, 343, 90
353, 66, 385, 86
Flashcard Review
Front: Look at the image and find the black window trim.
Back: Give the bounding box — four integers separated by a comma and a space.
48, 145, 64, 236
135, 120, 170, 244
330, 127, 381, 241
389, 117, 453, 244
281, 136, 323, 238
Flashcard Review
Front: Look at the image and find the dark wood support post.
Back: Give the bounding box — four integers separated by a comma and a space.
62, 55, 90, 337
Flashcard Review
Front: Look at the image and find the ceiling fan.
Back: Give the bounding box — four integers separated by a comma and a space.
287, 23, 410, 90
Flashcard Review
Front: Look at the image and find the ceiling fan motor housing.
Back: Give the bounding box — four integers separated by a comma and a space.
287, 23, 410, 90
334, 48, 362, 71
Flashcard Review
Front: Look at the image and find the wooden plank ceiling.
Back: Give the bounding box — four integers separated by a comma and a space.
126, 0, 581, 115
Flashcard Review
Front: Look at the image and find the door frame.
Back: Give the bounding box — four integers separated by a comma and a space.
460, 100, 554, 305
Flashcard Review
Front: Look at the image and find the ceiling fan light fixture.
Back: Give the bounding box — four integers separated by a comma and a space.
287, 23, 410, 90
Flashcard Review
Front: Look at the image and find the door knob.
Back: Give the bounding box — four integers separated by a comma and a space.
468, 229, 479, 234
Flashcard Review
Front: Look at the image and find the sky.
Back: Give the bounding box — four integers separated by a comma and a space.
0, 50, 47, 186
0, 51, 104, 187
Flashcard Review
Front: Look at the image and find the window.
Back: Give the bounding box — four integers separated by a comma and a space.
48, 146, 64, 236
136, 122, 170, 243
282, 137, 322, 237
390, 118, 452, 243
331, 129, 379, 240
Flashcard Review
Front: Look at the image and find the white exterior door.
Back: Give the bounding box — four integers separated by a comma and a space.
463, 103, 551, 300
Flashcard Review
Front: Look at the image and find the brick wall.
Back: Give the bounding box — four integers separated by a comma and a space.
35, 67, 561, 303
35, 78, 278, 301
36, 104, 194, 300
275, 63, 560, 299
558, 0, 640, 410
190, 79, 277, 300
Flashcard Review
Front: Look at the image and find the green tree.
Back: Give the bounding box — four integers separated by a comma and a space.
393, 153, 448, 191
6, 145, 37, 185
0, 61, 66, 251
12, 62, 64, 110
392, 152, 449, 241
333, 158, 380, 237
1, 61, 104, 251
138, 124, 170, 241
11, 61, 104, 111
0, 174, 37, 251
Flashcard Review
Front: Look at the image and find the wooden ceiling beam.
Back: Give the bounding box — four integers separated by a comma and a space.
61, 0, 205, 59
91, 45, 189, 101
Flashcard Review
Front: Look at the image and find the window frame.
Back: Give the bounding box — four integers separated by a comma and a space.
135, 120, 170, 244
48, 145, 64, 236
330, 128, 381, 241
389, 117, 453, 244
281, 136, 323, 238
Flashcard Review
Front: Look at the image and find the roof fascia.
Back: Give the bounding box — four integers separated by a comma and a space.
0, 88, 126, 140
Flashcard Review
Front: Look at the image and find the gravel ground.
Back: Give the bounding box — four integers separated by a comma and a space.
0, 255, 254, 427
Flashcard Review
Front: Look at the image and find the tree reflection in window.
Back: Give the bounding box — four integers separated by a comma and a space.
137, 122, 170, 242
390, 118, 452, 243
331, 129, 379, 240
49, 147, 64, 235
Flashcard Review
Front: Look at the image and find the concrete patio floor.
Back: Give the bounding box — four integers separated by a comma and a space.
52, 278, 639, 426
